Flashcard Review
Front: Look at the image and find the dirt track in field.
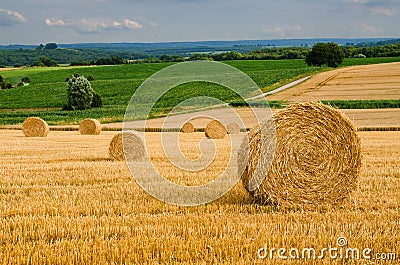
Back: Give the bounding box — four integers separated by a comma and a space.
267, 62, 400, 101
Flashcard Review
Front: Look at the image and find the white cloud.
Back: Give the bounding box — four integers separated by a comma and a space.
265, 26, 285, 37
122, 19, 142, 29
0, 8, 26, 25
264, 25, 301, 38
342, 0, 396, 16
359, 23, 383, 35
370, 7, 394, 16
45, 18, 66, 26
44, 17, 142, 32
343, 0, 370, 4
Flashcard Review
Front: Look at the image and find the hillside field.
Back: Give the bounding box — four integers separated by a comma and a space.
1, 57, 400, 125
267, 62, 400, 101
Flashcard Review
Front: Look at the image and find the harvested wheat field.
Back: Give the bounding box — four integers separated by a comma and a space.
0, 129, 399, 264
267, 62, 400, 101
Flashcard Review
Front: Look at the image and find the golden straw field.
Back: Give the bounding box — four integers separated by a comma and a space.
266, 62, 400, 101
0, 130, 399, 264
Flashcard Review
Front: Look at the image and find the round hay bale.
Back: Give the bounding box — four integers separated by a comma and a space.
181, 122, 195, 133
22, 117, 49, 137
240, 102, 362, 206
227, 122, 240, 134
79, 118, 102, 135
109, 131, 146, 161
205, 120, 227, 139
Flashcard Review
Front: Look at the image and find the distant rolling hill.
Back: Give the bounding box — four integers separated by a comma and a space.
1, 38, 396, 50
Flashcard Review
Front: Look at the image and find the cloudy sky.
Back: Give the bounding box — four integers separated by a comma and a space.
0, 0, 399, 44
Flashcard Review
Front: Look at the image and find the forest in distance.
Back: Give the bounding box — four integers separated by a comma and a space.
0, 38, 400, 67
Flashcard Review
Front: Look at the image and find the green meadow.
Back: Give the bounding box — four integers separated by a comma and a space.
0, 57, 399, 125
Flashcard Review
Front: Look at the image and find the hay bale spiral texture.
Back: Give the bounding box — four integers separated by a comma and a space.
240, 102, 361, 206
109, 131, 146, 161
205, 120, 227, 139
22, 117, 50, 137
79, 118, 102, 135
227, 122, 240, 134
181, 122, 195, 133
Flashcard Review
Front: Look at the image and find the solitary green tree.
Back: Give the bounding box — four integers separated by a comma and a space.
305, 42, 344, 68
45, 43, 58, 49
66, 75, 94, 110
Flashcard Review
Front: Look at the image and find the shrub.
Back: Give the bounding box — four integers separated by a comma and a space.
21, 77, 30, 83
91, 91, 103, 108
66, 75, 94, 110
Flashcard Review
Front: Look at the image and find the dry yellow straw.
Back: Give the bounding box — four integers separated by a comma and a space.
240, 102, 362, 206
79, 118, 102, 135
22, 117, 49, 137
205, 120, 227, 139
227, 122, 240, 134
181, 122, 195, 133
109, 131, 146, 161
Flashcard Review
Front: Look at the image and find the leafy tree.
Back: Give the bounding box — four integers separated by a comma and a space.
4, 83, 13, 89
45, 43, 58, 50
66, 75, 94, 110
0, 76, 14, 89
34, 56, 58, 67
94, 56, 126, 65
305, 42, 344, 68
21, 77, 30, 83
17, 77, 31, 87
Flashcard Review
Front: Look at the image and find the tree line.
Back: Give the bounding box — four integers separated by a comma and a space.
0, 41, 399, 68
186, 43, 400, 62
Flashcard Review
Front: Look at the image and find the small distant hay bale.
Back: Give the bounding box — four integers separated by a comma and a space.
79, 118, 102, 135
239, 102, 362, 207
205, 120, 227, 139
109, 131, 146, 161
227, 122, 240, 134
22, 117, 49, 137
181, 122, 195, 133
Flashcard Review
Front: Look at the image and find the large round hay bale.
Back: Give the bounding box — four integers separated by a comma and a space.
240, 102, 361, 206
79, 118, 102, 135
227, 122, 240, 134
109, 131, 146, 161
22, 117, 49, 137
205, 120, 227, 139
181, 122, 194, 133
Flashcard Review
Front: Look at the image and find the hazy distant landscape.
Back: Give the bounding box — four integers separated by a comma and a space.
1, 38, 399, 67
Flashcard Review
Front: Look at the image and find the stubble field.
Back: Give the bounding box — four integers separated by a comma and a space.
0, 130, 399, 264
266, 62, 400, 101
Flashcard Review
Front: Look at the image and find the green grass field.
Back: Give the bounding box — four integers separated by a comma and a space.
0, 57, 399, 125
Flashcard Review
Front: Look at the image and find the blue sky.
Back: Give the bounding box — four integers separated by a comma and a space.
0, 0, 399, 44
